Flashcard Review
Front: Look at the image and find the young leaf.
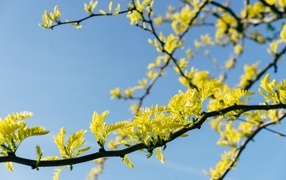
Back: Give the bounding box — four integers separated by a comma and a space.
42, 155, 60, 161
75, 146, 91, 157
17, 126, 49, 143
54, 128, 68, 158
155, 147, 165, 163
84, 1, 98, 15
105, 122, 128, 137
5, 111, 33, 121
90, 111, 109, 147
108, 1, 113, 12
99, 9, 106, 15
122, 155, 135, 169
54, 128, 90, 158
66, 130, 91, 157
66, 130, 85, 152
53, 5, 61, 21
113, 3, 121, 15
53, 167, 64, 180
0, 112, 48, 154
35, 145, 43, 169
4, 162, 14, 171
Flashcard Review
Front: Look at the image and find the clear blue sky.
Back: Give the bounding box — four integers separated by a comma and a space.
1, 1, 286, 180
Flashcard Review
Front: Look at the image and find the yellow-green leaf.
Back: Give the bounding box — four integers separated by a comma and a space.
54, 128, 67, 158
36, 145, 43, 161
108, 1, 113, 12
155, 147, 165, 163
99, 9, 106, 15
122, 155, 135, 169
53, 167, 64, 180
4, 162, 14, 171
66, 130, 90, 157
90, 111, 109, 147
17, 126, 49, 143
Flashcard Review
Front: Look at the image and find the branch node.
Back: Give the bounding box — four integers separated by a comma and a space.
99, 147, 106, 153
31, 161, 39, 170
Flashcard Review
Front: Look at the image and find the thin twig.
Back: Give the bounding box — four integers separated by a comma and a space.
244, 45, 286, 90
49, 10, 131, 29
264, 127, 286, 137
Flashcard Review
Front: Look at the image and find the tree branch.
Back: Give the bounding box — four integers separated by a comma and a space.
1, 103, 285, 169
168, 0, 209, 91
218, 113, 286, 179
124, 1, 209, 111
210, 1, 240, 22
49, 10, 131, 29
259, 0, 282, 16
245, 44, 286, 90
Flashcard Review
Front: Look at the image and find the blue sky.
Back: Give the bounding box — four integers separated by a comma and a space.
1, 1, 286, 180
